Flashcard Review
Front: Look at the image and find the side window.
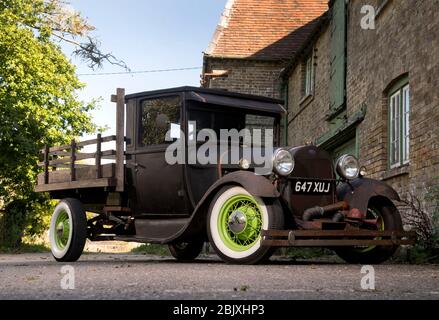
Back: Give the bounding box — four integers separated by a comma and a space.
389, 84, 410, 168
302, 54, 314, 98
139, 96, 180, 146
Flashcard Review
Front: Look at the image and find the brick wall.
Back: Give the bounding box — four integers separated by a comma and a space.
347, 0, 439, 204
203, 58, 285, 99
286, 0, 439, 209
287, 25, 331, 146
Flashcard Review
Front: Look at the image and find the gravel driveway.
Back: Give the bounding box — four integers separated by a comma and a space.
0, 253, 438, 300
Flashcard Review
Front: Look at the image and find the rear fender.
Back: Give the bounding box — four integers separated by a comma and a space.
337, 178, 400, 215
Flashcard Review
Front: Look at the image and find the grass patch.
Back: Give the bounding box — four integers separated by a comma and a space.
404, 247, 439, 264
131, 243, 170, 256
0, 243, 50, 254
279, 247, 335, 260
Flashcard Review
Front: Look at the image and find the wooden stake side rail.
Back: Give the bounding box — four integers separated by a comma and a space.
261, 229, 417, 247
36, 134, 120, 192
35, 88, 127, 193
38, 150, 116, 166
44, 135, 117, 153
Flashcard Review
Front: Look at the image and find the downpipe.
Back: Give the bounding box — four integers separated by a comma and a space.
302, 201, 349, 222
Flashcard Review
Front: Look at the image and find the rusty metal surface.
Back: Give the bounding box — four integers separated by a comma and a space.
337, 178, 401, 216
262, 239, 414, 247
261, 229, 416, 247
320, 201, 349, 212
302, 201, 349, 221
262, 229, 415, 237
347, 208, 365, 219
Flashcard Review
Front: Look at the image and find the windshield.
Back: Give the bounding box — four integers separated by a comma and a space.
188, 108, 277, 147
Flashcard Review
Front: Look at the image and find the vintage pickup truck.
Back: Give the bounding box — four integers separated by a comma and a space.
35, 86, 415, 264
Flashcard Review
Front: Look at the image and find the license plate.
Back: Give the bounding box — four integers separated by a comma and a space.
292, 179, 333, 194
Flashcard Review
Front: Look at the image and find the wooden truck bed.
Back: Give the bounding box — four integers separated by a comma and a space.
35, 88, 126, 193
35, 135, 119, 193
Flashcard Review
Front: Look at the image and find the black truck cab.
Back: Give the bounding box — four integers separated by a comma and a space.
36, 87, 415, 264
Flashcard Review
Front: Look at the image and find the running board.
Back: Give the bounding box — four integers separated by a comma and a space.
261, 229, 416, 247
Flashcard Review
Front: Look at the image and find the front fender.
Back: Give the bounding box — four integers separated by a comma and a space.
206, 171, 280, 198
170, 171, 279, 243
337, 178, 400, 215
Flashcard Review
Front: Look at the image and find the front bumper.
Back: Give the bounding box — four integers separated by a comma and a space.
261, 229, 416, 247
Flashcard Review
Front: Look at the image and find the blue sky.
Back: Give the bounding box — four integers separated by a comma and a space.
63, 0, 227, 138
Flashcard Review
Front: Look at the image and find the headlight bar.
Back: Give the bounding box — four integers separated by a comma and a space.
336, 154, 360, 180
273, 149, 294, 176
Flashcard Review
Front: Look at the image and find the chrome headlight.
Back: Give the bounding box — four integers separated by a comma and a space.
273, 149, 294, 176
239, 158, 250, 170
336, 154, 360, 180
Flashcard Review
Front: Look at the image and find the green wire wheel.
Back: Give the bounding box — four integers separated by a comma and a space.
49, 198, 87, 262
217, 194, 263, 252
207, 186, 284, 264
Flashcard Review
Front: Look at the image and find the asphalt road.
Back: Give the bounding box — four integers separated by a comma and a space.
0, 253, 438, 300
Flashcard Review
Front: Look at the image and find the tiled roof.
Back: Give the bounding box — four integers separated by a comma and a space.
206, 0, 328, 61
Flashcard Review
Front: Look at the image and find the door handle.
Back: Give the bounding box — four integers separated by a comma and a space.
134, 162, 146, 172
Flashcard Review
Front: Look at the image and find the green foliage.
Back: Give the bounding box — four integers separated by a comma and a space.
417, 183, 439, 262
0, 0, 99, 247
406, 183, 439, 263
0, 243, 49, 254
406, 247, 439, 264
131, 244, 171, 256
426, 183, 439, 240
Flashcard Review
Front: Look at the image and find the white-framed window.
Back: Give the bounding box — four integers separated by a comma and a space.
389, 84, 410, 168
302, 54, 314, 97
402, 85, 410, 163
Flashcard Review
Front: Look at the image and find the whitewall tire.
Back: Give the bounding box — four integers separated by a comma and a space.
49, 198, 87, 262
207, 186, 284, 264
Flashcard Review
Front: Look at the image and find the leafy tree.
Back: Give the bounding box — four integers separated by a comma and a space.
0, 0, 125, 247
